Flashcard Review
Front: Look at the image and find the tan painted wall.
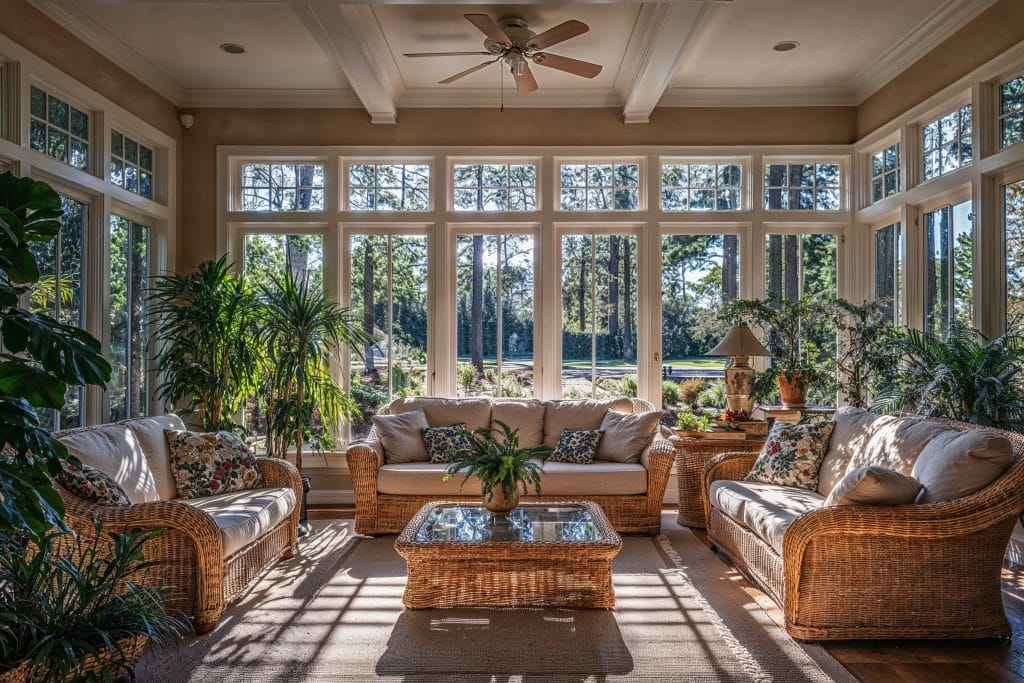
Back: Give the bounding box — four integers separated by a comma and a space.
857, 0, 1024, 139
179, 105, 856, 269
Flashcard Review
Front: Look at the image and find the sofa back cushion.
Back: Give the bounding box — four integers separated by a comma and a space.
125, 414, 186, 500
57, 424, 159, 504
490, 399, 545, 447
911, 428, 1013, 503
372, 410, 430, 463
595, 409, 661, 463
542, 399, 618, 447
390, 397, 491, 432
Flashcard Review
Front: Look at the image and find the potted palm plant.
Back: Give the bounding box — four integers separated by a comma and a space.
443, 421, 552, 514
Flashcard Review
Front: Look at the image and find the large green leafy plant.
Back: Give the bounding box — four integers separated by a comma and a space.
150, 255, 259, 431
829, 298, 900, 409
0, 172, 110, 542
443, 421, 552, 504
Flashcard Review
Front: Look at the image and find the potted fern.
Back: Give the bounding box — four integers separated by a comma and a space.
443, 421, 552, 514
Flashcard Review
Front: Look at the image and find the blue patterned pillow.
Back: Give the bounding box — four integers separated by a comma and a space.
422, 424, 475, 464
550, 429, 604, 464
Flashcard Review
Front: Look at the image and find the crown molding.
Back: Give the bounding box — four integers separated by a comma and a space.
659, 85, 855, 108
397, 88, 620, 108
849, 0, 1000, 103
180, 88, 364, 109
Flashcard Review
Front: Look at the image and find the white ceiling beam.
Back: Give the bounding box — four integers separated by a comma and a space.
617, 2, 712, 124
290, 0, 398, 124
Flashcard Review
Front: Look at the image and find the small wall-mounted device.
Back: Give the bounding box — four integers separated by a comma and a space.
179, 113, 195, 129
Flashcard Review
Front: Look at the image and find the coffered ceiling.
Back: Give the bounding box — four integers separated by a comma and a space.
36, 0, 999, 125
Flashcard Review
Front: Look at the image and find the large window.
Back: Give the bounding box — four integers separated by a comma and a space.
999, 75, 1024, 150
924, 199, 973, 336
349, 233, 429, 439
29, 86, 89, 171
922, 105, 972, 181
453, 163, 537, 211
874, 222, 903, 324
559, 163, 640, 211
561, 234, 637, 398
661, 163, 742, 211
660, 234, 738, 417
763, 162, 840, 210
31, 195, 85, 430
110, 131, 153, 200
456, 234, 535, 398
243, 233, 324, 290
348, 163, 429, 211
870, 143, 900, 203
1006, 179, 1024, 330
108, 215, 149, 422
241, 162, 325, 212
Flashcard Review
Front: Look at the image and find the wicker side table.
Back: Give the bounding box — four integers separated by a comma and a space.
674, 436, 765, 528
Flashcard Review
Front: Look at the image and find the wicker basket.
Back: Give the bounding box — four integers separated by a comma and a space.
0, 635, 148, 683
674, 436, 764, 528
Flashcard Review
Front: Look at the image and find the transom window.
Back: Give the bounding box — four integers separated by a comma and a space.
241, 162, 325, 212
453, 163, 537, 211
763, 162, 841, 210
29, 85, 89, 171
999, 75, 1024, 149
661, 163, 742, 211
110, 131, 153, 200
559, 162, 640, 211
922, 105, 972, 181
870, 143, 900, 203
348, 163, 430, 211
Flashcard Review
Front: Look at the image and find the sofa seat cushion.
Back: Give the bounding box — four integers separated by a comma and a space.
377, 461, 648, 496
390, 397, 492, 432
58, 424, 160, 504
709, 480, 825, 554
125, 415, 187, 501
181, 487, 296, 558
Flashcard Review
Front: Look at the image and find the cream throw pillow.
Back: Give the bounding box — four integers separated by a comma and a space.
595, 409, 661, 463
911, 428, 1013, 503
824, 466, 921, 506
372, 410, 429, 464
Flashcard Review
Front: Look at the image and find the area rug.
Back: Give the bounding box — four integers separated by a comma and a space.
136, 514, 856, 682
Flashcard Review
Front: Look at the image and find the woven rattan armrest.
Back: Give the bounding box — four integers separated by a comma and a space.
640, 434, 676, 514
700, 451, 759, 525
256, 457, 302, 505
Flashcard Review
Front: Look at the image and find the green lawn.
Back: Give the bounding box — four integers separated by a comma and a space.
454, 357, 723, 370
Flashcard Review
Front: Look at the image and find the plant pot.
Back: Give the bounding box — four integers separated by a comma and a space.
777, 372, 807, 409
482, 484, 518, 515
1, 635, 148, 683
298, 475, 311, 538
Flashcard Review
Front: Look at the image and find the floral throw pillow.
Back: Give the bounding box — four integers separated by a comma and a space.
745, 419, 836, 490
57, 461, 130, 506
422, 424, 475, 464
550, 429, 604, 464
166, 430, 263, 499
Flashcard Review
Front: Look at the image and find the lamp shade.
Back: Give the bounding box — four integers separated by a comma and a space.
706, 323, 771, 357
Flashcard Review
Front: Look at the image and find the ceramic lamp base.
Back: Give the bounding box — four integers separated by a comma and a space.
724, 356, 756, 415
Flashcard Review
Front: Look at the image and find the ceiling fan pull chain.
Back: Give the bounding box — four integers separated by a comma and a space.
500, 62, 504, 112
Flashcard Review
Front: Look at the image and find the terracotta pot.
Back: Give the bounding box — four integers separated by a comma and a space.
482, 483, 518, 515
777, 372, 807, 409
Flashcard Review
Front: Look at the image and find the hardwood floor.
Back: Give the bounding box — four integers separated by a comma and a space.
306, 505, 1024, 682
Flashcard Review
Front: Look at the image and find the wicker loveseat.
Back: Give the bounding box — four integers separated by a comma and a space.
346, 397, 675, 535
702, 407, 1024, 641
54, 415, 302, 633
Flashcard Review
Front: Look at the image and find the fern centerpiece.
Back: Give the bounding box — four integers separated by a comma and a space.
443, 421, 552, 514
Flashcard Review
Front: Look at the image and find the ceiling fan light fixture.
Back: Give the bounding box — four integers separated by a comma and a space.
509, 55, 527, 77
772, 41, 799, 52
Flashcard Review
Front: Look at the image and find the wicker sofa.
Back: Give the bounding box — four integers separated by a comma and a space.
702, 407, 1024, 641
54, 415, 302, 633
346, 397, 675, 535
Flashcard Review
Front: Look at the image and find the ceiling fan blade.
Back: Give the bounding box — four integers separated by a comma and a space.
527, 20, 589, 50
439, 58, 499, 85
532, 52, 602, 79
464, 14, 511, 45
514, 62, 538, 94
404, 52, 492, 58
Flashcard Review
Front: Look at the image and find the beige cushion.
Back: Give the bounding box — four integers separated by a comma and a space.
595, 409, 661, 463
709, 480, 825, 553
390, 397, 492, 432
181, 487, 295, 558
125, 415, 186, 501
377, 460, 647, 496
542, 400, 615, 447
824, 466, 922, 506
58, 424, 159, 504
911, 428, 1013, 503
490, 399, 545, 447
372, 410, 429, 463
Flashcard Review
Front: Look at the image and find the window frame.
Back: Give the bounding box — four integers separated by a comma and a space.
554, 157, 646, 213
228, 156, 330, 214
919, 102, 974, 183
658, 157, 747, 212
27, 81, 93, 174
761, 156, 846, 212
445, 156, 542, 213
997, 73, 1024, 151
341, 157, 434, 213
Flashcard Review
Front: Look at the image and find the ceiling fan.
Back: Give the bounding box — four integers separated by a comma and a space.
403, 14, 602, 93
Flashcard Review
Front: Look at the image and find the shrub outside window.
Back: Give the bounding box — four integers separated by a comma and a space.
661, 163, 742, 211
453, 163, 537, 211
922, 105, 972, 181
241, 163, 325, 212
29, 85, 89, 171
870, 143, 900, 203
559, 163, 640, 211
763, 163, 841, 210
1000, 75, 1024, 149
348, 163, 430, 211
111, 131, 154, 199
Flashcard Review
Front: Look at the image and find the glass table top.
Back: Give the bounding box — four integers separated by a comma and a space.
414, 504, 605, 543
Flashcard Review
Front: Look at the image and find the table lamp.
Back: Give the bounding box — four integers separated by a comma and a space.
707, 324, 771, 414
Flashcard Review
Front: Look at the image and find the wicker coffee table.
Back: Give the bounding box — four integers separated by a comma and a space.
395, 500, 622, 609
